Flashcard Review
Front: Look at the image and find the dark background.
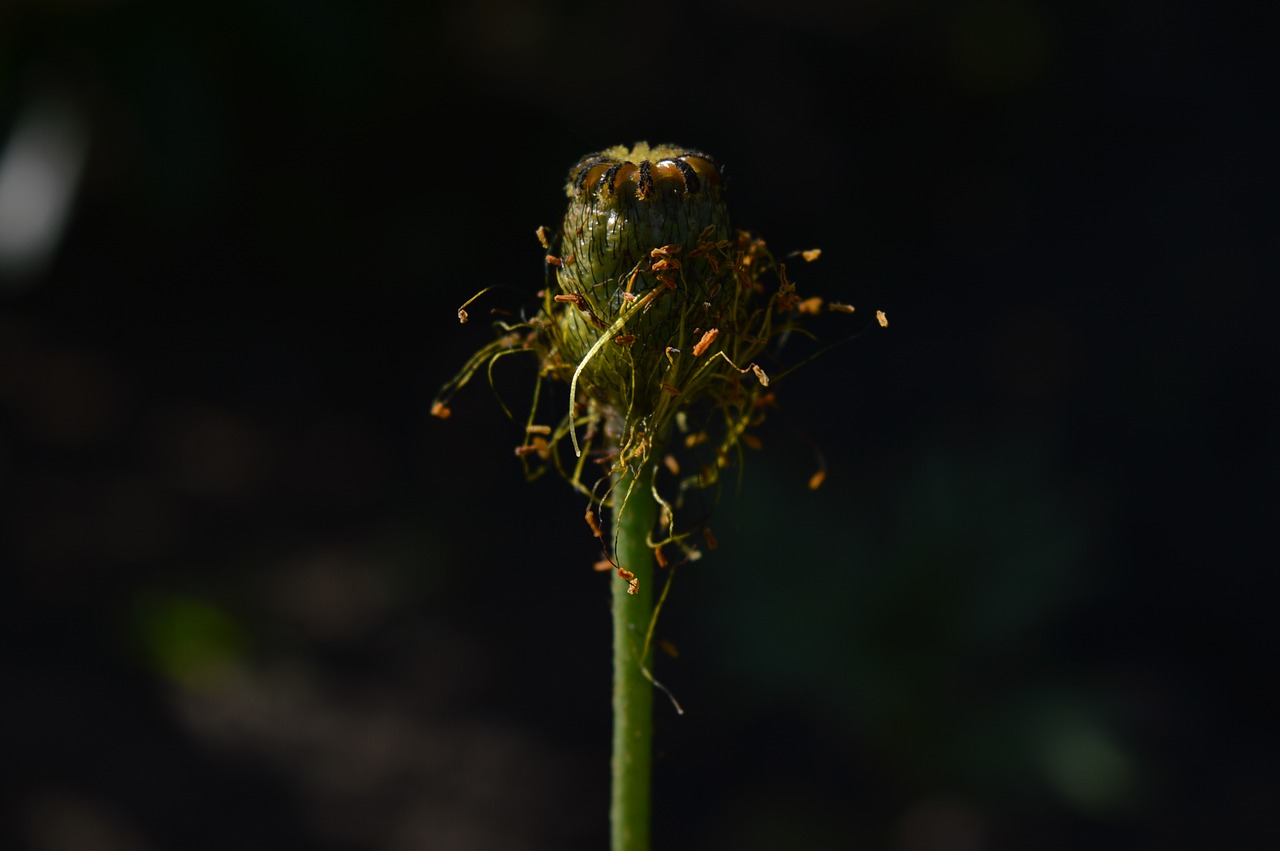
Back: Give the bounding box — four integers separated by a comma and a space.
1, 1, 1271, 849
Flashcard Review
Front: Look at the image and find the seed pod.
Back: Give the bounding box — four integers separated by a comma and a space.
549, 143, 733, 422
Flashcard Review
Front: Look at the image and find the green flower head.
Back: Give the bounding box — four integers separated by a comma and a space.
551, 143, 731, 417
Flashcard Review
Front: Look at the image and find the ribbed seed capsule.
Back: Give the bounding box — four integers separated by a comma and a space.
550, 143, 735, 428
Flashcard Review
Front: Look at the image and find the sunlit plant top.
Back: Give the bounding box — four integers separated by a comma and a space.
433, 142, 885, 588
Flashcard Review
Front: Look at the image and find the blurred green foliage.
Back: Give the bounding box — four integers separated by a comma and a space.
132, 591, 248, 688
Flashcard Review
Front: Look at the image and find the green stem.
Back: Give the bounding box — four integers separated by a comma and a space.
610, 464, 658, 851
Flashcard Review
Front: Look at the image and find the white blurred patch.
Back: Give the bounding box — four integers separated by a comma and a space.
0, 94, 89, 289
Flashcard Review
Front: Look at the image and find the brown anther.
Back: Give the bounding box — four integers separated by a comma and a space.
742, 433, 763, 450
751, 364, 770, 386
545, 254, 562, 266
614, 334, 638, 345
663, 454, 680, 475
563, 252, 575, 265
593, 558, 614, 572
808, 469, 827, 491
661, 383, 682, 396
702, 527, 719, 550
431, 401, 451, 419
626, 577, 639, 594
535, 226, 551, 249
554, 293, 581, 304
654, 546, 669, 568
877, 310, 889, 327
621, 291, 637, 303
617, 567, 635, 581
457, 308, 469, 324
692, 328, 719, 357
657, 638, 680, 658
514, 436, 550, 459
651, 258, 681, 272
584, 506, 603, 538
829, 302, 856, 314
801, 248, 822, 262
526, 424, 552, 435
685, 431, 709, 448
797, 296, 824, 315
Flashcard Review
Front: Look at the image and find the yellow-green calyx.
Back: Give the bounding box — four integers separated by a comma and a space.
437, 142, 811, 508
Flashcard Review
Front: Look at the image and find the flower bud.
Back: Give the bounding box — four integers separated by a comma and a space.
545, 143, 749, 450
438, 142, 816, 486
